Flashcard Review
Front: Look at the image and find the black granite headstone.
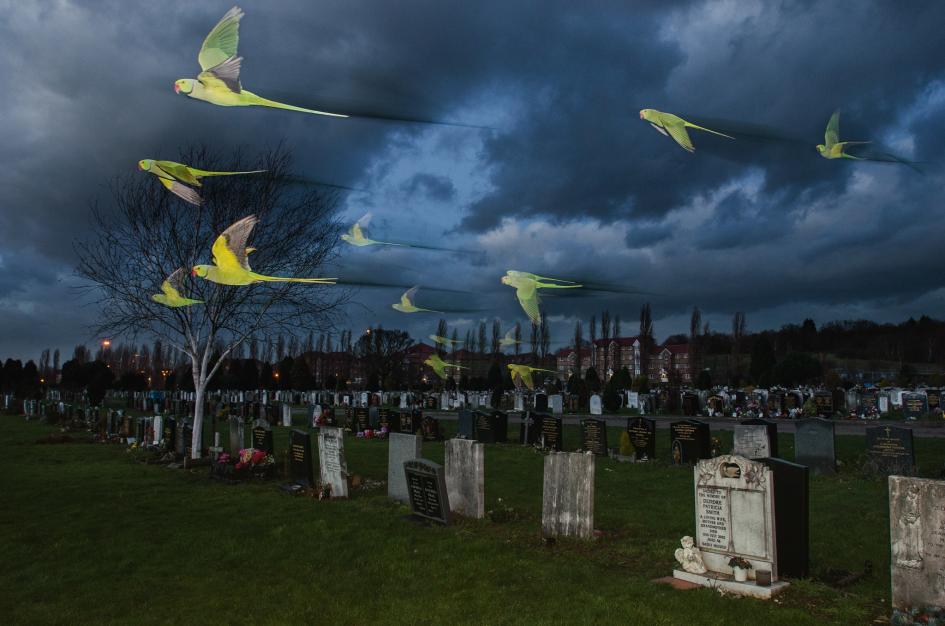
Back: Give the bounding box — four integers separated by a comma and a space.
399, 410, 420, 435
252, 421, 274, 455
163, 417, 176, 451
421, 416, 443, 441
378, 408, 398, 432
926, 389, 941, 411
368, 406, 380, 429
457, 409, 475, 439
760, 458, 810, 579
539, 414, 563, 451
858, 392, 877, 413
289, 429, 314, 488
865, 425, 915, 475
739, 418, 779, 458
534, 393, 548, 412
669, 419, 710, 464
581, 418, 608, 456
355, 407, 370, 433
681, 393, 699, 416
519, 411, 539, 445
813, 392, 833, 417
475, 411, 508, 444
767, 392, 784, 415
902, 393, 928, 419
626, 417, 656, 461
404, 459, 450, 524
794, 418, 837, 475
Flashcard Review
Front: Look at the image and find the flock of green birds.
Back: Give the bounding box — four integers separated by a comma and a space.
145, 6, 920, 391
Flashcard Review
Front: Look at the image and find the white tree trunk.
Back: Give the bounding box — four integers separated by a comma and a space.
191, 382, 205, 459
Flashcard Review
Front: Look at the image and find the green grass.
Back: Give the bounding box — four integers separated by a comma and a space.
3, 414, 942, 625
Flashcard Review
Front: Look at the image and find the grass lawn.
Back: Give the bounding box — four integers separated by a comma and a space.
2, 413, 943, 625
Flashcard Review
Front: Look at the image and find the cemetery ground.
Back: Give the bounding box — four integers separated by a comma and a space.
4, 415, 945, 625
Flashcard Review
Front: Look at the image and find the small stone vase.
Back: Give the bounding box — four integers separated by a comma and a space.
733, 566, 748, 582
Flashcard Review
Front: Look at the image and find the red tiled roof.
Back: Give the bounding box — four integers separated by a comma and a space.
663, 343, 689, 354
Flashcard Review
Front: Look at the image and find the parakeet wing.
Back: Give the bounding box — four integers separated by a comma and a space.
356, 212, 373, 227
403, 285, 419, 305
158, 178, 203, 206
154, 160, 200, 185
198, 6, 244, 72
825, 111, 840, 146
516, 284, 541, 324
202, 55, 242, 93
164, 268, 189, 297
351, 223, 365, 239
663, 119, 695, 152
213, 215, 257, 271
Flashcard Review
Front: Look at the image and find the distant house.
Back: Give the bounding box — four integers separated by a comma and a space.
648, 343, 691, 383
556, 336, 643, 381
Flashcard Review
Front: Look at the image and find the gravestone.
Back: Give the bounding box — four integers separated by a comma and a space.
627, 417, 656, 461
404, 459, 450, 524
369, 406, 380, 429
421, 416, 443, 441
152, 415, 163, 446
514, 393, 524, 412
228, 416, 244, 453
589, 394, 602, 416
520, 412, 539, 445
388, 433, 422, 503
581, 418, 608, 456
444, 439, 485, 519
252, 421, 274, 455
163, 417, 176, 451
889, 476, 945, 616
732, 424, 772, 459
740, 418, 779, 458
859, 392, 878, 414
902, 392, 929, 419
926, 389, 942, 412
457, 409, 475, 439
317, 426, 348, 498
378, 408, 397, 432
681, 393, 700, 416
475, 411, 508, 444
865, 426, 915, 475
542, 452, 594, 539
760, 458, 809, 579
310, 404, 322, 427
399, 410, 420, 435
794, 418, 837, 475
673, 455, 788, 598
355, 407, 370, 433
813, 391, 833, 417
181, 421, 194, 458
288, 429, 314, 488
670, 420, 711, 464
281, 402, 292, 427
534, 393, 548, 413
549, 394, 563, 415
539, 414, 564, 451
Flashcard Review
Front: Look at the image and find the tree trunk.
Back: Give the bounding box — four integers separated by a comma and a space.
191, 382, 205, 459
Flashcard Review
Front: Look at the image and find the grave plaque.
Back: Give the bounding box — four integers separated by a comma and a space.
889, 476, 945, 614
289, 429, 314, 488
369, 406, 380, 429
589, 394, 602, 416
399, 410, 420, 435
444, 439, 485, 518
670, 420, 711, 464
627, 417, 656, 461
581, 418, 608, 456
707, 395, 726, 415
859, 392, 877, 413
228, 416, 244, 453
540, 414, 564, 451
740, 418, 779, 458
457, 409, 475, 439
388, 433, 422, 503
404, 459, 450, 524
794, 418, 836, 475
542, 452, 594, 539
902, 393, 929, 419
674, 455, 787, 597
760, 458, 809, 579
813, 392, 833, 417
252, 421, 274, 455
520, 411, 539, 445
866, 426, 915, 475
421, 416, 443, 441
732, 424, 772, 459
475, 411, 508, 444
926, 389, 941, 411
378, 408, 397, 432
317, 426, 348, 498
355, 407, 370, 433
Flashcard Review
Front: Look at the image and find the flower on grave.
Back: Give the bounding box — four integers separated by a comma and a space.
380, 426, 389, 434
356, 431, 365, 438
728, 556, 752, 570
364, 429, 374, 439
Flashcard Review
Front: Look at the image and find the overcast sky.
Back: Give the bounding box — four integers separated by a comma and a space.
2, 0, 945, 362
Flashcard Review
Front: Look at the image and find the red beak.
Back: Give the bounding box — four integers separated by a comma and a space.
191, 268, 197, 277
174, 83, 180, 94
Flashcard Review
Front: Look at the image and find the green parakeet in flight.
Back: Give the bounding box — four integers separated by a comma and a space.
425, 354, 467, 380
392, 286, 442, 314
639, 109, 733, 153
816, 110, 870, 159
430, 334, 463, 347
192, 215, 337, 286
507, 364, 556, 390
501, 270, 582, 326
341, 214, 473, 252
152, 268, 204, 308
138, 159, 266, 206
174, 6, 348, 118
498, 329, 523, 348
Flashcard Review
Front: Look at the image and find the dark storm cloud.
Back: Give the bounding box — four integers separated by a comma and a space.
2, 0, 945, 360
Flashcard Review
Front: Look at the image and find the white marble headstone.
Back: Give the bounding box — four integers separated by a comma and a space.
317, 426, 348, 498
889, 476, 945, 612
732, 425, 771, 459
549, 394, 563, 415
444, 438, 484, 519
589, 395, 602, 415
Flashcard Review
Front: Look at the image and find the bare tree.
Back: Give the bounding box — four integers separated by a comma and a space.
491, 319, 501, 356
573, 320, 583, 379
77, 145, 346, 458
529, 322, 539, 364
601, 309, 611, 377
639, 303, 653, 377
513, 322, 522, 356
477, 321, 487, 355
689, 306, 702, 375
435, 318, 448, 357
731, 311, 747, 382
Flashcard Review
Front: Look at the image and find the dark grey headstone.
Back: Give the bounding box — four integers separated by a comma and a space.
457, 409, 474, 439
902, 393, 929, 419
670, 419, 710, 464
228, 416, 244, 454
421, 416, 443, 441
581, 418, 608, 456
404, 459, 450, 524
740, 418, 779, 458
813, 392, 833, 417
627, 417, 655, 461
251, 421, 274, 455
761, 458, 810, 579
865, 426, 915, 475
474, 411, 508, 444
534, 393, 548, 412
388, 433, 422, 503
289, 429, 314, 488
794, 418, 836, 475
399, 410, 419, 435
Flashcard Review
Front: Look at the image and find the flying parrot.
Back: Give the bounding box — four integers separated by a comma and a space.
498, 329, 523, 348
138, 159, 266, 206
392, 286, 442, 314
501, 270, 582, 326
152, 268, 204, 308
507, 364, 557, 390
341, 214, 472, 252
429, 334, 463, 347
639, 109, 734, 153
816, 111, 870, 160
425, 354, 467, 380
192, 215, 337, 286
174, 6, 348, 117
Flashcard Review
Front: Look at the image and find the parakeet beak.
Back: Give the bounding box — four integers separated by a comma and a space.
191, 267, 197, 277
174, 83, 180, 94
639, 110, 645, 119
